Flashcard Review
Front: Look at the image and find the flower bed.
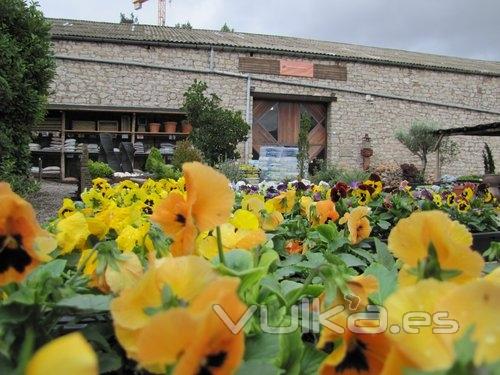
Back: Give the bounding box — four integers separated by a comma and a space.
0, 164, 499, 374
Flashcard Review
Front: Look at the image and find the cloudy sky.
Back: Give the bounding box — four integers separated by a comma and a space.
37, 0, 500, 61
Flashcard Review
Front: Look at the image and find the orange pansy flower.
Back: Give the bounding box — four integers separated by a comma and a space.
317, 312, 391, 375
0, 183, 54, 285
388, 210, 484, 285
152, 162, 234, 256
339, 206, 372, 244
136, 278, 246, 374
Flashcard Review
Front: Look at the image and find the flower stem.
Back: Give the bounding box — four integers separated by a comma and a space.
216, 226, 226, 266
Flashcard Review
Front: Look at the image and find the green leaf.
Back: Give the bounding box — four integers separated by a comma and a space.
374, 238, 395, 270
349, 247, 374, 263
244, 333, 281, 363
98, 352, 122, 374
278, 254, 303, 267
316, 224, 335, 242
237, 360, 283, 375
300, 344, 327, 375
5, 288, 36, 305
259, 250, 279, 270
338, 253, 366, 267
26, 259, 67, 282
0, 304, 32, 324
364, 263, 398, 304
261, 276, 287, 306
297, 253, 326, 269
278, 329, 304, 375
274, 266, 301, 281
57, 294, 112, 311
215, 250, 254, 273
377, 220, 391, 230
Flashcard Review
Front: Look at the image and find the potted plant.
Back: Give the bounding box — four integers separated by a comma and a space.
482, 142, 499, 198
181, 120, 193, 134
164, 121, 177, 133
149, 122, 161, 133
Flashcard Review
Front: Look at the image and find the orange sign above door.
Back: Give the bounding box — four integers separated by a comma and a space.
279, 60, 314, 77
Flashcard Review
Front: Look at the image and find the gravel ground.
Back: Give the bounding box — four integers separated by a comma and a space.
27, 181, 77, 224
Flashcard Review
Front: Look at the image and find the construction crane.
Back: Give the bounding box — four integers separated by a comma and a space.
132, 0, 170, 26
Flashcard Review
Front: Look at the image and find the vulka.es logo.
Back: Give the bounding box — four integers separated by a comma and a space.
212, 298, 459, 335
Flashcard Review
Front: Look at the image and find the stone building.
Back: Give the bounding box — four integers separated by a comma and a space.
45, 18, 500, 178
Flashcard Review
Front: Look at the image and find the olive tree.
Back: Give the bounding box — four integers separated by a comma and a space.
396, 121, 457, 177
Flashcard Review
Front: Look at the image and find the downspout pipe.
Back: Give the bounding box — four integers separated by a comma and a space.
244, 75, 252, 162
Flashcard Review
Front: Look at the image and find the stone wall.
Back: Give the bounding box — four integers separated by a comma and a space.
50, 39, 500, 177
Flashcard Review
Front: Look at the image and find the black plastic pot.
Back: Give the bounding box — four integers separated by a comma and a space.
472, 231, 500, 253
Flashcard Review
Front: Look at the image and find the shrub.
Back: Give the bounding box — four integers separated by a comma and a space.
217, 160, 244, 182
297, 113, 312, 179
0, 1, 55, 194
145, 147, 164, 174
145, 147, 181, 180
182, 80, 249, 164
371, 163, 403, 187
87, 160, 114, 179
311, 161, 343, 184
171, 140, 204, 170
482, 143, 495, 174
339, 169, 370, 184
400, 163, 423, 184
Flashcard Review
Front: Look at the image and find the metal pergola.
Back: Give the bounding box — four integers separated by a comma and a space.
433, 122, 500, 180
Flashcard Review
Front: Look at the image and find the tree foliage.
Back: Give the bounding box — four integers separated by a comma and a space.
298, 113, 312, 179
0, 0, 55, 194
220, 22, 234, 32
182, 80, 249, 165
174, 22, 192, 29
120, 12, 138, 24
395, 121, 457, 177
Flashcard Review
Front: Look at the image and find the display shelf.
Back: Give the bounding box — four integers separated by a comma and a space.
30, 150, 62, 154
134, 132, 189, 136
65, 130, 132, 134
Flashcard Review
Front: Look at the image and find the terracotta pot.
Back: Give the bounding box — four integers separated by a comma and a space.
164, 121, 177, 133
361, 148, 373, 157
149, 123, 161, 133
483, 174, 500, 199
182, 121, 193, 134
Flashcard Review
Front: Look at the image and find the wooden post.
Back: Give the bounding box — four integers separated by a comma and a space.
131, 112, 136, 143
38, 157, 42, 182
60, 111, 66, 181
131, 112, 137, 169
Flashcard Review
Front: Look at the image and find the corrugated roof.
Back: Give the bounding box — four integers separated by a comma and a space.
49, 18, 500, 76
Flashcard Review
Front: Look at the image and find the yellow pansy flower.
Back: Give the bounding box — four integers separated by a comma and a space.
58, 198, 76, 218
267, 189, 296, 214
230, 209, 260, 230
81, 188, 110, 211
116, 225, 142, 252
196, 223, 266, 260
432, 193, 442, 207
437, 276, 500, 366
56, 212, 90, 254
26, 332, 98, 375
384, 279, 456, 372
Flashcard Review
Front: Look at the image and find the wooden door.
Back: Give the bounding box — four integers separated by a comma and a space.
252, 100, 327, 158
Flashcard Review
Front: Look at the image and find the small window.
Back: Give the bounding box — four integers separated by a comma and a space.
258, 103, 279, 140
